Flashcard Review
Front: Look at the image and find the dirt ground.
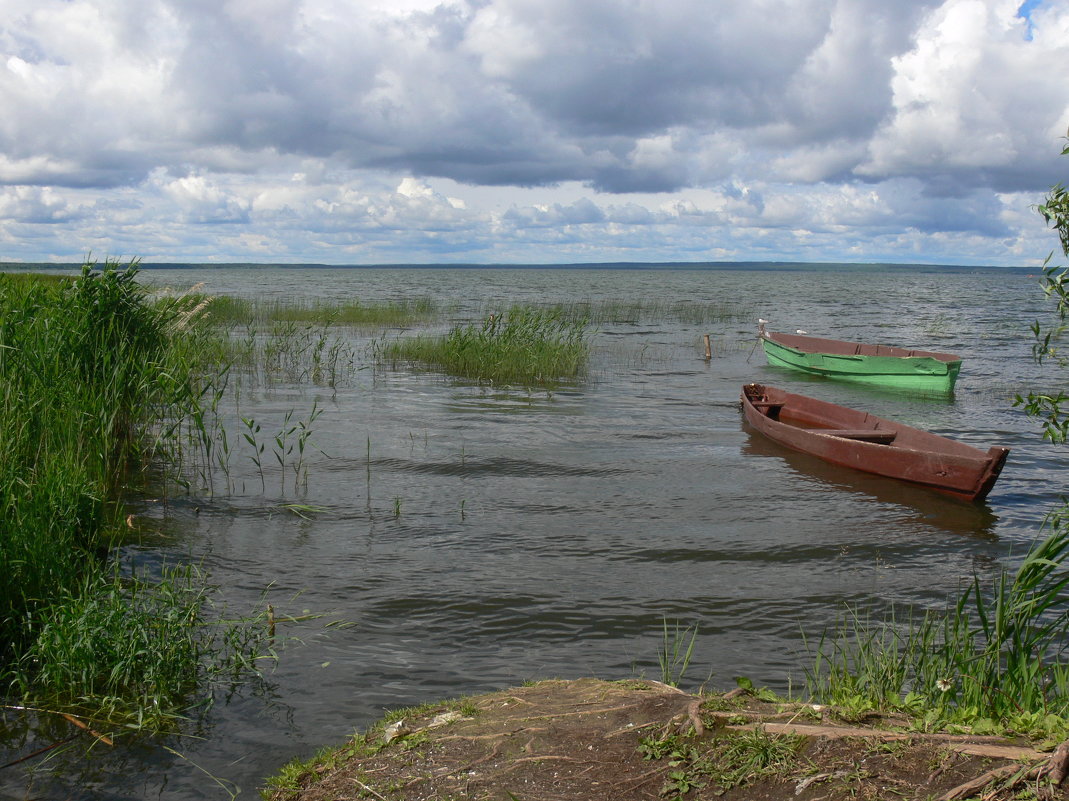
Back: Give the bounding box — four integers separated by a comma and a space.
264, 678, 1069, 801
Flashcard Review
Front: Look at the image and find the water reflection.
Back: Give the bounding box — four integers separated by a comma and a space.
757, 365, 961, 405
739, 427, 1000, 540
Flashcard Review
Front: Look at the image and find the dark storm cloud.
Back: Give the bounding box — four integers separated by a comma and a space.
1, 0, 1060, 195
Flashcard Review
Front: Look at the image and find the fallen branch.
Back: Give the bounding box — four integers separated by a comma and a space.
0, 736, 78, 770
720, 720, 1043, 761
685, 698, 705, 736
609, 765, 669, 793
410, 741, 506, 786
350, 777, 388, 801
795, 770, 857, 795
61, 713, 114, 746
499, 699, 678, 725
937, 764, 1027, 800
602, 720, 666, 739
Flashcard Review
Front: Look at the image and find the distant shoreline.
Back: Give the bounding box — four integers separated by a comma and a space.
0, 260, 1035, 274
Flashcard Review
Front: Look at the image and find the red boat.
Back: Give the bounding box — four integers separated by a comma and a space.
741, 383, 1009, 502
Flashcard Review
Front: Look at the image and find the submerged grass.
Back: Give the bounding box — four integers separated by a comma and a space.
541, 298, 752, 326
376, 306, 591, 387
191, 294, 440, 328
0, 262, 270, 732
806, 523, 1069, 739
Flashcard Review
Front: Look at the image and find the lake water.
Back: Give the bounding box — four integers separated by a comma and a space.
1, 264, 1063, 800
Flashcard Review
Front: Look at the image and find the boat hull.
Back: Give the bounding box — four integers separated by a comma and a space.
760, 333, 961, 393
741, 383, 1008, 502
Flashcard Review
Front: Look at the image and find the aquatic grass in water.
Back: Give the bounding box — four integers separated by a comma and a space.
805, 525, 1069, 735
271, 297, 439, 327
152, 292, 435, 391
378, 306, 591, 387
11, 565, 270, 730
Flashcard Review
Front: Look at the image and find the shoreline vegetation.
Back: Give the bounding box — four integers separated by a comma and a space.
0, 261, 274, 736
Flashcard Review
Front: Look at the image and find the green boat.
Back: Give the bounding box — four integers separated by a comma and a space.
759, 329, 962, 393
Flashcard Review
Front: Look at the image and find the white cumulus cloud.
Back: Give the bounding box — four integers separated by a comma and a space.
0, 0, 1064, 265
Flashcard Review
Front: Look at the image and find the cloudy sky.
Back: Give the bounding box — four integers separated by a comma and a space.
1, 0, 1067, 266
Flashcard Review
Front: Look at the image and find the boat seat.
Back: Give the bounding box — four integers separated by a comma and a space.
818, 428, 897, 443
749, 401, 784, 410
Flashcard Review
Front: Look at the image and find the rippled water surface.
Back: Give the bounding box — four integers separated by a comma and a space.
3, 265, 1063, 800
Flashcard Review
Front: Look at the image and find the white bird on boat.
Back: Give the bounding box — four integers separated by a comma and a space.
796, 329, 807, 334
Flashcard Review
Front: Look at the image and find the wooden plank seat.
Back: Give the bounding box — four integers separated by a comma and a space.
749, 401, 784, 410
817, 428, 897, 443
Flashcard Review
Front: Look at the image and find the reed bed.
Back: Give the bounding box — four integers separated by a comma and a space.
139, 288, 353, 495
0, 263, 267, 731
148, 294, 405, 390
806, 524, 1069, 737
538, 298, 751, 325
375, 306, 591, 387
0, 271, 72, 289
188, 294, 440, 328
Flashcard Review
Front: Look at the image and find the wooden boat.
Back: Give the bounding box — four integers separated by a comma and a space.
741, 383, 1009, 502
759, 326, 962, 393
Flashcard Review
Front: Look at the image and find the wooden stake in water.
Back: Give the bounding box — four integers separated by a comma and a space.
703, 334, 712, 360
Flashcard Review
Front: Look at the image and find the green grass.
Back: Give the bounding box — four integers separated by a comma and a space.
155, 296, 363, 388
0, 271, 73, 289
11, 564, 269, 729
0, 261, 269, 731
805, 525, 1069, 739
262, 694, 480, 800
659, 618, 698, 688
376, 306, 591, 387
638, 727, 804, 799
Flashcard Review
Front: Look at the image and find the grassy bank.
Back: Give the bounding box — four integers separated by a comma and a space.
263, 677, 1064, 801
0, 262, 266, 731
806, 523, 1069, 741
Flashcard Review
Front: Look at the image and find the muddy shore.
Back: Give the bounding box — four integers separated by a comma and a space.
263, 678, 1069, 801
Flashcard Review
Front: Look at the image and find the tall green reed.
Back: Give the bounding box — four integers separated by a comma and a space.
0, 262, 269, 731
